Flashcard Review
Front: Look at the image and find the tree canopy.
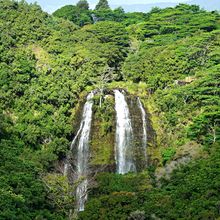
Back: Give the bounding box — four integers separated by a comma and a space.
76, 0, 89, 10
95, 0, 110, 10
0, 0, 220, 219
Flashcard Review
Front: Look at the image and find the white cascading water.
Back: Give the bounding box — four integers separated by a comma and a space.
72, 92, 94, 211
137, 97, 147, 160
114, 90, 136, 174
64, 114, 84, 176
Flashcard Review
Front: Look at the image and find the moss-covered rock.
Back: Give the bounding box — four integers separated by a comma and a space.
70, 88, 158, 174
90, 91, 116, 170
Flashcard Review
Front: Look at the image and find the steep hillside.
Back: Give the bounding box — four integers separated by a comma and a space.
0, 0, 220, 219
0, 1, 129, 218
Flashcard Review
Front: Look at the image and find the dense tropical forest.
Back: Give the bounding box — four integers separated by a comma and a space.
0, 0, 220, 219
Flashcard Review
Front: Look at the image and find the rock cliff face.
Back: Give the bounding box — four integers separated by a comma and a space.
127, 95, 149, 171
70, 89, 157, 175
90, 91, 116, 172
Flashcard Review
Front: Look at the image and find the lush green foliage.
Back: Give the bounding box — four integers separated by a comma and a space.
0, 0, 130, 218
80, 144, 220, 219
76, 0, 89, 11
122, 4, 220, 152
0, 0, 219, 219
53, 3, 147, 26
53, 5, 92, 26
95, 0, 110, 10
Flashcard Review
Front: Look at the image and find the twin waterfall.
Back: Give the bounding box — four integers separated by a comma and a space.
67, 90, 148, 211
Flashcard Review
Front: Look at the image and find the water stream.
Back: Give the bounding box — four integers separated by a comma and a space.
137, 97, 147, 161
114, 90, 136, 174
73, 92, 94, 211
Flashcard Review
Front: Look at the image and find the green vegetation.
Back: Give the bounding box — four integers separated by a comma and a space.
90, 94, 115, 165
95, 0, 110, 10
53, 0, 147, 26
53, 5, 92, 26
80, 144, 220, 219
76, 0, 89, 11
162, 147, 176, 164
0, 0, 219, 219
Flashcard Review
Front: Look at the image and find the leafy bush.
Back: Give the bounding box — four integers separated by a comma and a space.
161, 148, 176, 164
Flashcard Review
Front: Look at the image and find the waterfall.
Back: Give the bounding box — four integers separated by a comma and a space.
91, 14, 99, 23
71, 92, 94, 211
114, 90, 136, 174
137, 98, 147, 160
64, 89, 149, 211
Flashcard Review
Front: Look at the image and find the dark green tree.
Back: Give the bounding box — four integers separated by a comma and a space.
53, 5, 92, 26
76, 0, 89, 10
95, 0, 110, 10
